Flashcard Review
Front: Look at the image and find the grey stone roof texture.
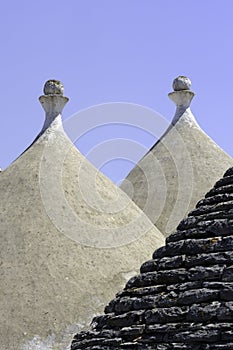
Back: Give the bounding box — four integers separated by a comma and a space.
71, 167, 233, 350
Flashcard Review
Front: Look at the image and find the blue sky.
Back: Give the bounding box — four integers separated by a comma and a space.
1, 1, 233, 183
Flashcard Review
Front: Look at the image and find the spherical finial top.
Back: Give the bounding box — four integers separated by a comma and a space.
173, 76, 191, 91
43, 79, 64, 96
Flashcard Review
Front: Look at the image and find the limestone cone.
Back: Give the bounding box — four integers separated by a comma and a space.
120, 76, 233, 237
72, 167, 233, 350
0, 80, 164, 350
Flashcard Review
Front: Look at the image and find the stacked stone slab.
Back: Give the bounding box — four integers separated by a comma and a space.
71, 167, 233, 350
120, 76, 233, 237
0, 80, 164, 350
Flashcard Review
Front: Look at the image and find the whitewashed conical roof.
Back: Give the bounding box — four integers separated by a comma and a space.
0, 80, 164, 350
120, 76, 233, 237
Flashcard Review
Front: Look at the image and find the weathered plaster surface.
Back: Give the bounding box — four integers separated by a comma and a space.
0, 83, 164, 350
121, 77, 233, 237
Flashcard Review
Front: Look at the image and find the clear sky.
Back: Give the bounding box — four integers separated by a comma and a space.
1, 0, 233, 183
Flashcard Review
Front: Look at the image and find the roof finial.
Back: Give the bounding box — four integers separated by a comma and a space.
173, 76, 191, 91
39, 79, 69, 133
168, 75, 195, 125
43, 79, 64, 96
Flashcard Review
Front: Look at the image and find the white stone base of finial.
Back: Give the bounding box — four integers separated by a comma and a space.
168, 90, 197, 126
171, 106, 200, 129
38, 94, 69, 140
168, 90, 194, 110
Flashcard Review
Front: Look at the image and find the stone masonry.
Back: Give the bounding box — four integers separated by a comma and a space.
71, 167, 233, 350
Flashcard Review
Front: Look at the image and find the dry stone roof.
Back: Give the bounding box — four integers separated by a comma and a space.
71, 167, 233, 350
0, 80, 164, 350
120, 76, 233, 237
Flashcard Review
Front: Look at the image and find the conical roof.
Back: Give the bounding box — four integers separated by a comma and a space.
120, 76, 233, 237
71, 166, 233, 350
0, 80, 164, 350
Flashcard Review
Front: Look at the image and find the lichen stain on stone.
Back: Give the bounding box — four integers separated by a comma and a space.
20, 335, 56, 350
20, 323, 84, 350
20, 335, 72, 350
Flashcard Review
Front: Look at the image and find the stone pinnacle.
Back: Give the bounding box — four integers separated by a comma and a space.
39, 79, 69, 133
168, 75, 195, 115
